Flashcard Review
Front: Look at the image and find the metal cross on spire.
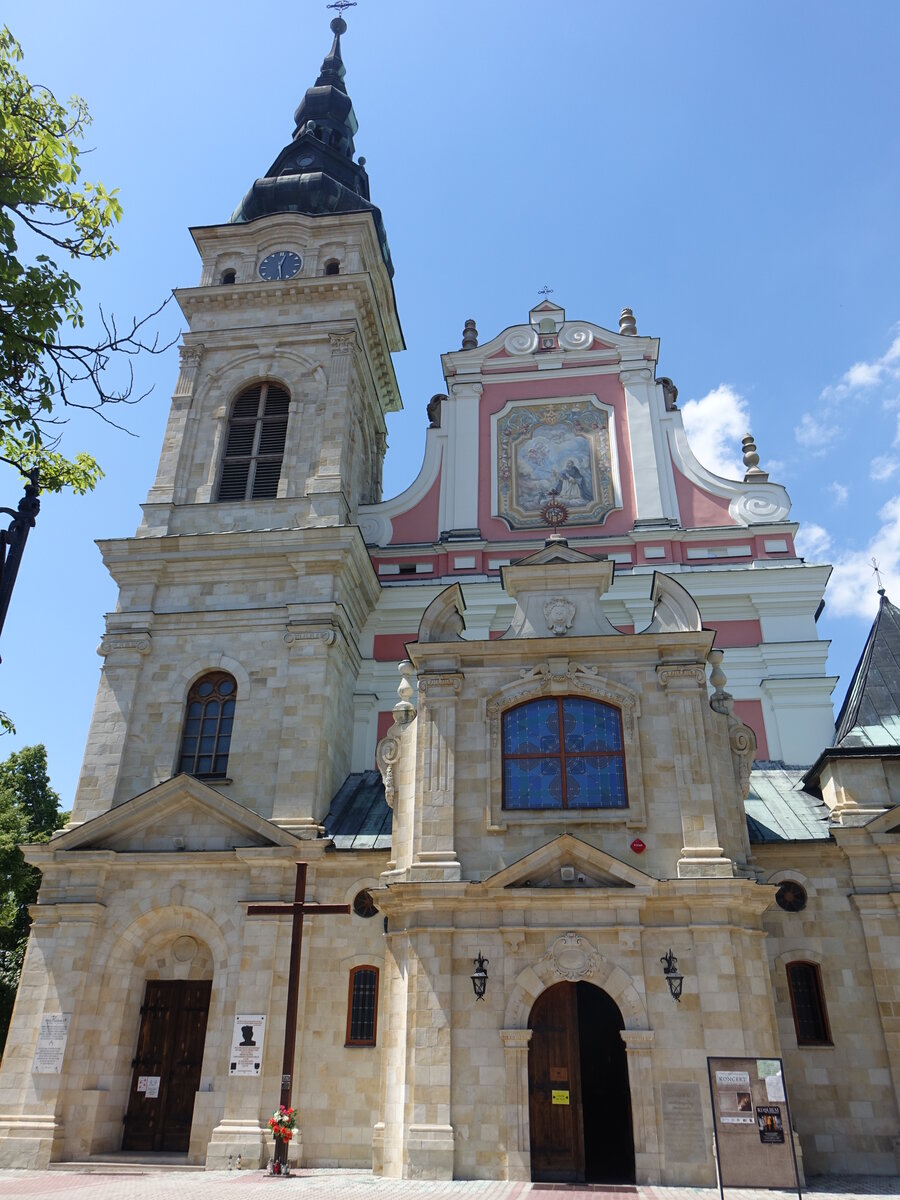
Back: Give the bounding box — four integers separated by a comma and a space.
872, 557, 886, 596
327, 0, 357, 15
538, 285, 554, 299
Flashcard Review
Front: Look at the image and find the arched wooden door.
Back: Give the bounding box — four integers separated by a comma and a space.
528, 981, 635, 1183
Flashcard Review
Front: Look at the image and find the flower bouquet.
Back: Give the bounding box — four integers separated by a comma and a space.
267, 1105, 296, 1173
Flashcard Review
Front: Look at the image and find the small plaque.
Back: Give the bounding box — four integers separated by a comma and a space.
32, 1013, 71, 1075
229, 1014, 266, 1076
549, 1066, 568, 1082
282, 1074, 291, 1088
144, 1076, 160, 1099
551, 1090, 570, 1106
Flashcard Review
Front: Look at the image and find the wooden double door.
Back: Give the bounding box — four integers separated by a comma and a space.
528, 981, 635, 1183
123, 979, 211, 1153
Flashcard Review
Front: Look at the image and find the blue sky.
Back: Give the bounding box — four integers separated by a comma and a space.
2, 0, 900, 805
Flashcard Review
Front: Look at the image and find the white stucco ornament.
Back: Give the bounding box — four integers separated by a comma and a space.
541, 931, 602, 981
543, 596, 576, 636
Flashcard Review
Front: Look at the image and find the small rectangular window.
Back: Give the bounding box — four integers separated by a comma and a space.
786, 961, 832, 1046
346, 966, 379, 1046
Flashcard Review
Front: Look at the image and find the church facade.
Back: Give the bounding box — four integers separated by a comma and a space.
1, 13, 899, 1185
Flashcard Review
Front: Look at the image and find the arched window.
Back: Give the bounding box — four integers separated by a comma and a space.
786, 961, 832, 1045
323, 259, 340, 276
217, 382, 290, 501
502, 696, 627, 810
178, 672, 237, 779
220, 268, 237, 285
346, 966, 379, 1046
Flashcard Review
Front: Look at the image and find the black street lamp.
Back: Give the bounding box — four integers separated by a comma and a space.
660, 948, 684, 1003
0, 470, 40, 661
471, 952, 489, 1001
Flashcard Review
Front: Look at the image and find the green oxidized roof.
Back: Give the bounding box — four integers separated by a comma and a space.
833, 591, 900, 749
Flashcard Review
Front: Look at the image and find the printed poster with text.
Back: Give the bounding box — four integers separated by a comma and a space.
707, 1056, 798, 1191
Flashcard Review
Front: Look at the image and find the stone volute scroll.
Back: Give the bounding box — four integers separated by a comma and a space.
417, 583, 466, 642
707, 648, 756, 800
375, 660, 416, 809
640, 572, 703, 635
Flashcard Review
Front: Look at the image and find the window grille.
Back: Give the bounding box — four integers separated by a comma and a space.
346, 966, 379, 1046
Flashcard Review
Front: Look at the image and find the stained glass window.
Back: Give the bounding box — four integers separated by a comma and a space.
502, 697, 627, 810
178, 672, 236, 779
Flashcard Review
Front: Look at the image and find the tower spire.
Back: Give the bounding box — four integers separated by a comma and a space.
230, 7, 394, 276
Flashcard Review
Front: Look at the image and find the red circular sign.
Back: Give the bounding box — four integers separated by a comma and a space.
630, 838, 646, 854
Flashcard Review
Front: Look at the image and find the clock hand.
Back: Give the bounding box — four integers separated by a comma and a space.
278, 252, 287, 278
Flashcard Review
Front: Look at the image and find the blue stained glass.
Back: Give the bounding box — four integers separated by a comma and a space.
504, 758, 563, 808
565, 755, 627, 808
503, 699, 560, 755
562, 697, 621, 751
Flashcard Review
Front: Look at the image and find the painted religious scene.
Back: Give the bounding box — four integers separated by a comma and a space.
494, 399, 619, 529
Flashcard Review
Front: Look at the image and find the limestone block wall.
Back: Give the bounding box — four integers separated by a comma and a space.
755, 843, 900, 1176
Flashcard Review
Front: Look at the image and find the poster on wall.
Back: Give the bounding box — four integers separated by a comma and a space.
229, 1014, 266, 1076
31, 1013, 71, 1075
707, 1057, 800, 1197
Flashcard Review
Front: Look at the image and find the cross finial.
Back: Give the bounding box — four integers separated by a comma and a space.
538, 284, 554, 299
327, 0, 357, 15
872, 557, 886, 596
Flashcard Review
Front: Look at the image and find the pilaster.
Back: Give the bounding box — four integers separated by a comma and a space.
499, 1028, 532, 1181
620, 1029, 661, 1184
621, 369, 678, 523
409, 673, 463, 882
439, 382, 482, 537
656, 663, 733, 878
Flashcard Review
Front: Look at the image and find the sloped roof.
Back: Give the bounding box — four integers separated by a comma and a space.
745, 763, 831, 842
323, 770, 392, 850
833, 592, 900, 749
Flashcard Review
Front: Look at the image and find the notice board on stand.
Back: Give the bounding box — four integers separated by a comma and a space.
707, 1056, 801, 1197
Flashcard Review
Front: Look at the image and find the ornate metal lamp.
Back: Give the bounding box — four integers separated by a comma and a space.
470, 952, 489, 1001
660, 948, 683, 1002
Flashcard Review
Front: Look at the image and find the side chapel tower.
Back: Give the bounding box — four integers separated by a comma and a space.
2, 10, 899, 1188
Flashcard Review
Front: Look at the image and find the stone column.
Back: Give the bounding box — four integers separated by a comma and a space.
620, 1029, 660, 1184
71, 632, 152, 822
410, 674, 463, 882
0, 903, 104, 1168
500, 1028, 532, 1181
656, 663, 732, 878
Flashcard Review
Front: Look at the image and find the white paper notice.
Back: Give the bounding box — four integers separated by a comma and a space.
766, 1072, 786, 1102
229, 1014, 266, 1076
31, 1013, 71, 1075
144, 1076, 160, 1098
137, 1076, 148, 1092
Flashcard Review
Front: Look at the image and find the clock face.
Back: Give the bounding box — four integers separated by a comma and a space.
258, 251, 302, 281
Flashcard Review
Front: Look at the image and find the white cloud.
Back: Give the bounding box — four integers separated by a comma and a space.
681, 384, 749, 480
823, 495, 900, 619
871, 455, 900, 482
795, 522, 832, 561
794, 412, 839, 453
828, 481, 849, 505
820, 329, 900, 402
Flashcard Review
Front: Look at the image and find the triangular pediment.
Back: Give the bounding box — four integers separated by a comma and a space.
486, 834, 652, 890
50, 775, 301, 854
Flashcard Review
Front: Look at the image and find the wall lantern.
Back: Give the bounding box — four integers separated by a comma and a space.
660, 948, 683, 1002
471, 952, 489, 1001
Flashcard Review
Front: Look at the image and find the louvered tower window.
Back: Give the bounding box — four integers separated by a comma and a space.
217, 382, 290, 501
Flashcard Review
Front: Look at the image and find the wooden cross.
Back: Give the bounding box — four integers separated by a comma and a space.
248, 862, 350, 1163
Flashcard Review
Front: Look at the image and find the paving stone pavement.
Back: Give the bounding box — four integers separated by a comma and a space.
0, 1171, 899, 1200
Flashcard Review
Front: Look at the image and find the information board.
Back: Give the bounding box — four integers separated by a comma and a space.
707, 1057, 800, 1196
229, 1014, 266, 1076
31, 1013, 71, 1075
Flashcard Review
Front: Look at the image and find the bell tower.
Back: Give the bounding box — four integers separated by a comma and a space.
140, 12, 403, 539
72, 14, 398, 830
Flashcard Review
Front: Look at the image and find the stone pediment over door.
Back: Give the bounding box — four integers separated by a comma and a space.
486, 833, 652, 890
47, 775, 301, 854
